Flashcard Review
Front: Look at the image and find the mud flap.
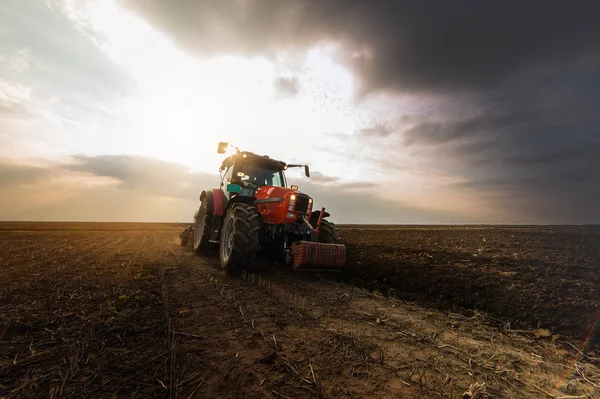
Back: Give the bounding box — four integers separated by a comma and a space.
291, 241, 346, 271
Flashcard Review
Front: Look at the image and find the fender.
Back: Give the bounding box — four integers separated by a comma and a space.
310, 210, 330, 219
199, 189, 228, 242
309, 210, 331, 227
227, 195, 256, 209
201, 188, 226, 216
211, 195, 257, 241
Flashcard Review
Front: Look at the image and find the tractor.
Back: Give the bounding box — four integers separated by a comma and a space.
184, 142, 346, 273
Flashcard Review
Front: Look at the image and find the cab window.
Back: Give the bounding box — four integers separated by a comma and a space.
241, 165, 284, 187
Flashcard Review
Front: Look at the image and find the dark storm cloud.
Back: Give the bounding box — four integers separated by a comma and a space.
453, 169, 600, 224
403, 110, 538, 146
124, 0, 600, 94
500, 148, 596, 166
445, 122, 600, 224
273, 76, 299, 98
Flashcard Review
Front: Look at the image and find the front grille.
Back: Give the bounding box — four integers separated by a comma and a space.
294, 195, 309, 213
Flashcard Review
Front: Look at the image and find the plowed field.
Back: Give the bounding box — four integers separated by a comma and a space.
0, 222, 599, 398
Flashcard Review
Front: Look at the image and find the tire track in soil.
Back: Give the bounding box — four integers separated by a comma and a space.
164, 243, 419, 398
163, 236, 600, 398
246, 271, 600, 399
153, 235, 270, 398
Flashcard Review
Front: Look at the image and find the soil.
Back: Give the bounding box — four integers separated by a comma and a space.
337, 226, 600, 347
0, 222, 599, 398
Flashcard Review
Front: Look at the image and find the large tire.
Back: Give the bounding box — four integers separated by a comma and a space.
193, 201, 213, 255
310, 216, 341, 244
317, 219, 340, 243
218, 203, 261, 274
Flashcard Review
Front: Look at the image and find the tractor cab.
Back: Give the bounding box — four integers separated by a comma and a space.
219, 151, 288, 199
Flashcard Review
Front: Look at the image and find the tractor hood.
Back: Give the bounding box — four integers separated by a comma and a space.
254, 185, 299, 199
253, 186, 313, 223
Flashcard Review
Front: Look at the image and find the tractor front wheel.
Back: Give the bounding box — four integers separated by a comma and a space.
317, 219, 341, 244
219, 203, 261, 274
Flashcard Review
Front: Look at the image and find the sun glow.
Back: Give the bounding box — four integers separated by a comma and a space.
48, 0, 364, 179
38, 0, 490, 222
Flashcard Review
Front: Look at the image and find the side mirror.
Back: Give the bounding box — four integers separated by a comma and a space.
217, 142, 229, 154
304, 165, 310, 178
291, 184, 299, 191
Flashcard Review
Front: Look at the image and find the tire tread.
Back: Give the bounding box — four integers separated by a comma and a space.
220, 203, 262, 273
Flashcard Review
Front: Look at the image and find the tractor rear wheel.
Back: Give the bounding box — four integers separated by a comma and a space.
317, 219, 340, 244
219, 203, 261, 274
193, 201, 213, 255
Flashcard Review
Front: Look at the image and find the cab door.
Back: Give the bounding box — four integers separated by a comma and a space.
221, 165, 235, 199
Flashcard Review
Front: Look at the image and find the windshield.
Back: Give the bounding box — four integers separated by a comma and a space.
240, 164, 285, 188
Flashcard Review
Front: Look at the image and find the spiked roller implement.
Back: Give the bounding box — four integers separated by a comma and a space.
291, 241, 346, 271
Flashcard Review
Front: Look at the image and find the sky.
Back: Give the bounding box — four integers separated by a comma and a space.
1, 0, 599, 224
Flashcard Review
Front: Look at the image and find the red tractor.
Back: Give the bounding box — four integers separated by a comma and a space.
184, 142, 346, 273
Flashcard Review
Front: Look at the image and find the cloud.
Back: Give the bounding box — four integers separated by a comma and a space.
0, 78, 39, 122
359, 124, 393, 138
123, 1, 600, 94
273, 76, 299, 98
5, 49, 31, 72
0, 160, 51, 188
1, 1, 133, 103
421, 101, 600, 224
452, 167, 600, 224
0, 101, 33, 121
308, 171, 340, 185
63, 155, 217, 200
288, 177, 459, 224
402, 110, 538, 146
499, 148, 596, 166
0, 78, 31, 103
0, 155, 217, 222
0, 155, 464, 223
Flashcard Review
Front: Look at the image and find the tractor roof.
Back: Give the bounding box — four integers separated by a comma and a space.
221, 151, 287, 171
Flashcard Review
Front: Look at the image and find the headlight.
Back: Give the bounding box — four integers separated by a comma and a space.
286, 212, 295, 219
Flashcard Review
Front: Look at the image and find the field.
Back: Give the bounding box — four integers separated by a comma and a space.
1, 222, 599, 398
